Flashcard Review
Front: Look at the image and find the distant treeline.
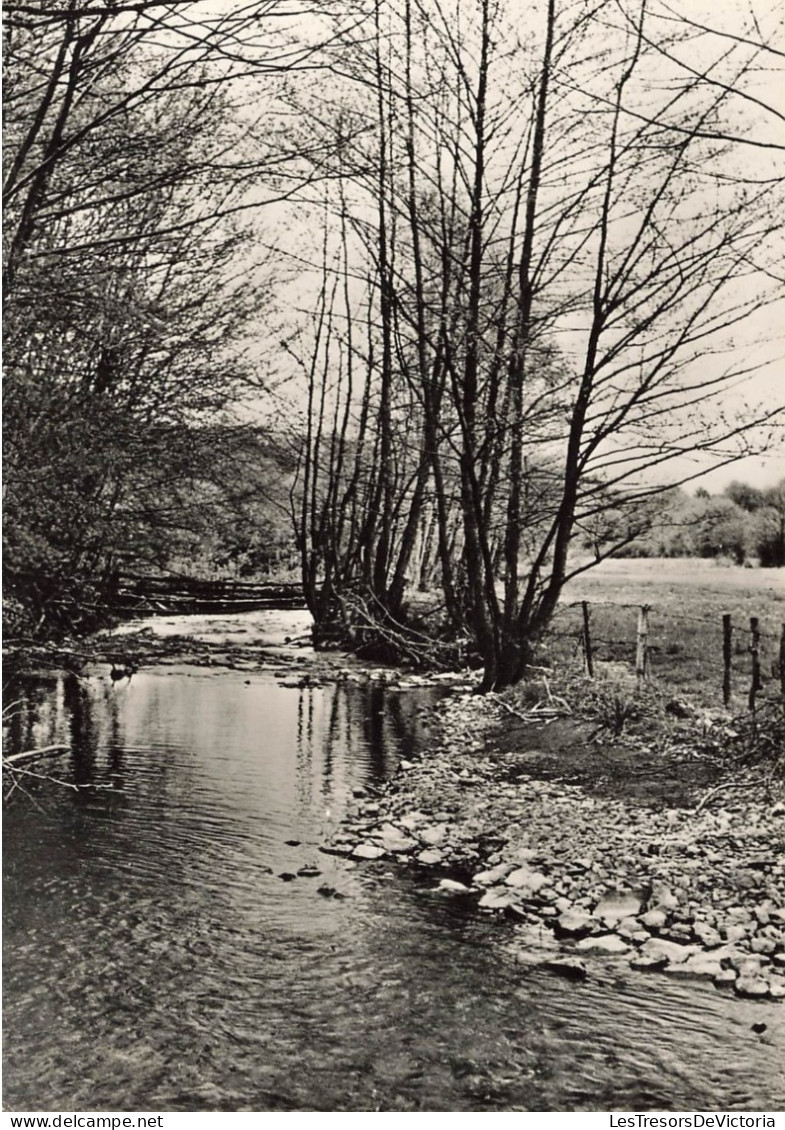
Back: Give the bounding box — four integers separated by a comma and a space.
604, 480, 785, 567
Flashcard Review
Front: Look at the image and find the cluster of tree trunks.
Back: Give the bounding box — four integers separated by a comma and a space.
291, 0, 783, 689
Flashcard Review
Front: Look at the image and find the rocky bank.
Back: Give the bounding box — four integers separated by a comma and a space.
326, 691, 785, 1001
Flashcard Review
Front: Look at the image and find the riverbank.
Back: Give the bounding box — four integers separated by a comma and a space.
328, 691, 785, 1001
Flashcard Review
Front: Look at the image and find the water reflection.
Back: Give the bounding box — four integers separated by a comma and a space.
3, 666, 784, 1112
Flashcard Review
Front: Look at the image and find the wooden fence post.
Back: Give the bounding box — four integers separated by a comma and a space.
722, 613, 732, 707
748, 616, 762, 714
636, 605, 651, 685
582, 600, 594, 678
779, 623, 785, 703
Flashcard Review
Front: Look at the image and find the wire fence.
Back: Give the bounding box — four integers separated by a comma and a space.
546, 599, 785, 712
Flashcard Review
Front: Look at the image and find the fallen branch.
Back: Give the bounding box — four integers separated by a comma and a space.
694, 779, 764, 814
3, 744, 69, 767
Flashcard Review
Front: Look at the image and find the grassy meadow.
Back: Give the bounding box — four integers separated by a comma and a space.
547, 558, 785, 710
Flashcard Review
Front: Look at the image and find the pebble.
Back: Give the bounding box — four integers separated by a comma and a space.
326, 693, 784, 1002
478, 888, 517, 909
576, 934, 630, 955
438, 878, 472, 894
505, 866, 547, 894
674, 953, 725, 979
554, 911, 597, 939
636, 938, 698, 965
714, 968, 738, 987
473, 862, 515, 886
420, 824, 448, 846
734, 975, 770, 999
692, 922, 722, 947
631, 953, 669, 972
352, 843, 386, 860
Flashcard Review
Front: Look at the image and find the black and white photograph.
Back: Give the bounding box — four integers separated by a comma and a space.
3, 0, 784, 1116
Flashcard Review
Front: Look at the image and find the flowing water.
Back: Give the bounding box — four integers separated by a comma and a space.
3, 614, 784, 1112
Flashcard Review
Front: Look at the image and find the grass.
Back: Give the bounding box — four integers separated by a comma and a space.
544, 557, 785, 710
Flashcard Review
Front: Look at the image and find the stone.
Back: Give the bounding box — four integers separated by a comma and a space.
637, 937, 699, 965
478, 888, 519, 910
544, 957, 588, 981
767, 977, 785, 1000
750, 936, 776, 955
674, 952, 725, 979
505, 866, 548, 895
640, 909, 668, 930
571, 857, 593, 872
576, 934, 630, 955
398, 812, 426, 831
554, 911, 597, 939
616, 916, 642, 940
380, 830, 418, 854
504, 903, 530, 922
352, 843, 386, 860
438, 878, 471, 894
594, 890, 645, 925
473, 862, 514, 887
731, 953, 765, 974
714, 968, 738, 987
417, 849, 444, 866
650, 885, 679, 911
398, 759, 414, 771
692, 922, 722, 948
734, 975, 770, 999
660, 924, 695, 944
630, 953, 669, 972
724, 924, 748, 944
420, 824, 448, 846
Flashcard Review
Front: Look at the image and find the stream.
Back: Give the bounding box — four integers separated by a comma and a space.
3, 611, 784, 1112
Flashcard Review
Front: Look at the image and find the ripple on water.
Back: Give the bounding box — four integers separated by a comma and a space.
3, 660, 784, 1111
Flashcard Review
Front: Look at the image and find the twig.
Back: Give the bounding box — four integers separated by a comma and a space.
490, 696, 529, 720
3, 763, 116, 792
695, 779, 763, 813
4, 775, 47, 813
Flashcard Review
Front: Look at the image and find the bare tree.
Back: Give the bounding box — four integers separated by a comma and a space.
290, 0, 783, 685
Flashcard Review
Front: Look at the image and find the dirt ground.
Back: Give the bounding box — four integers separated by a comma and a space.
486, 716, 725, 808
